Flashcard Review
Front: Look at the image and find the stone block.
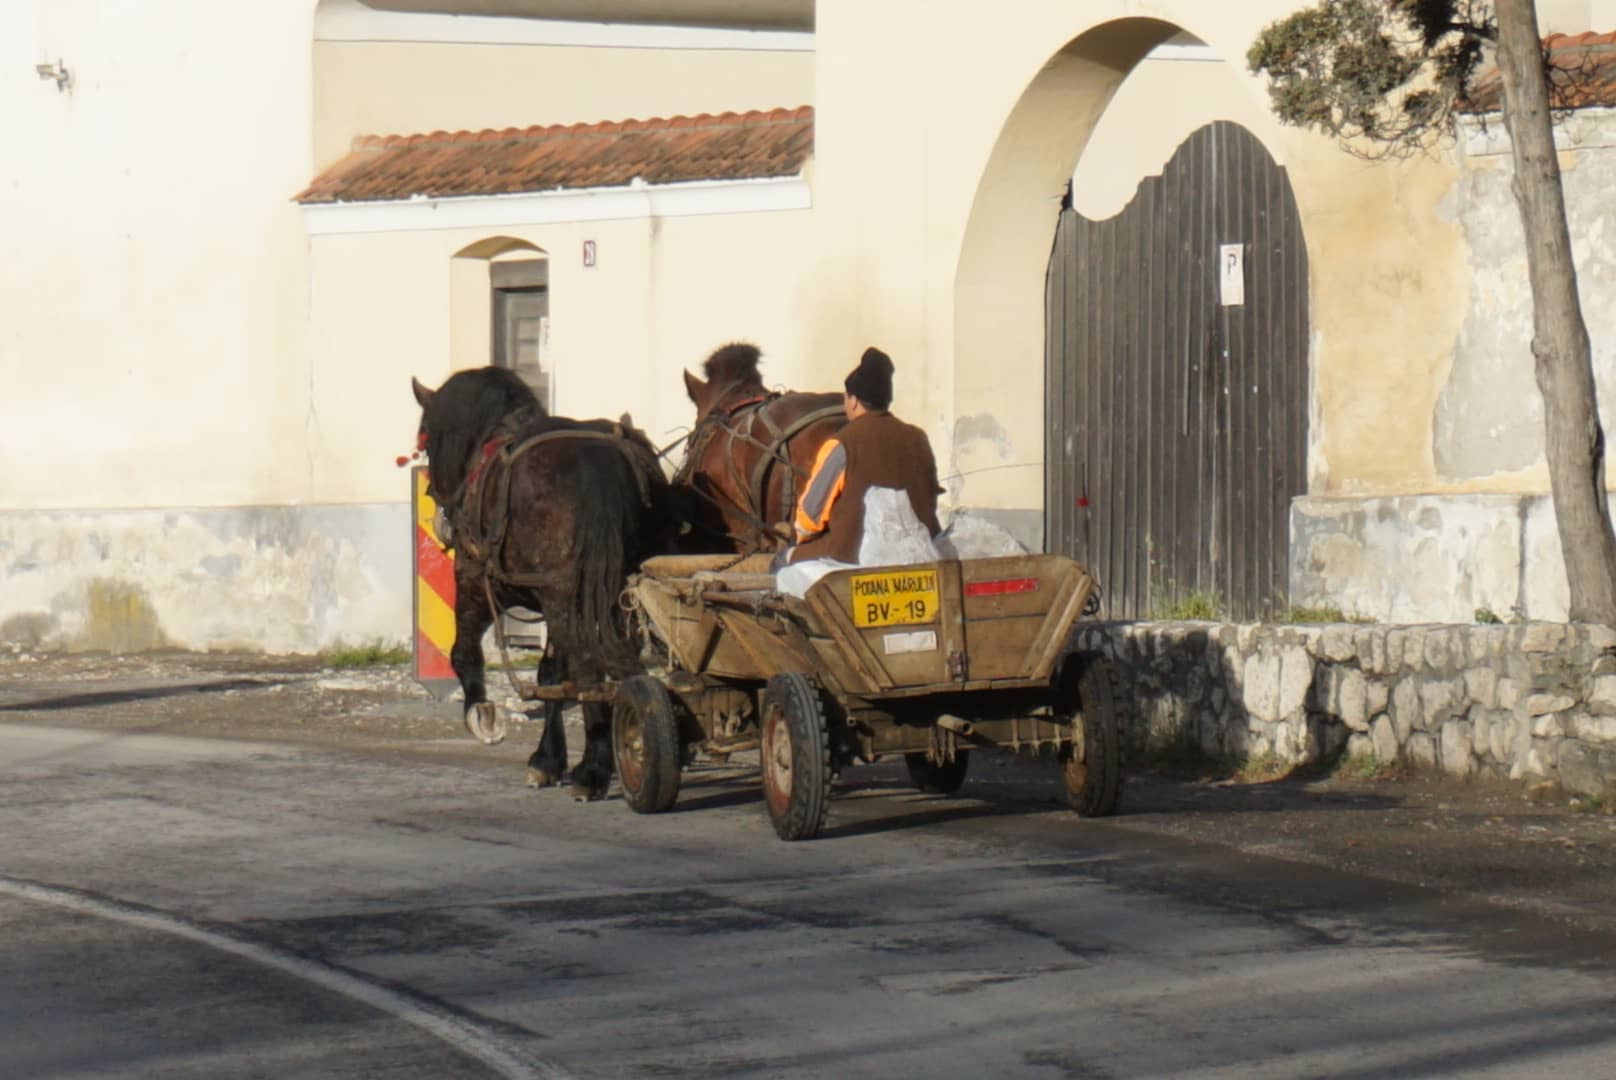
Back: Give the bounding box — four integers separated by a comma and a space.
1585, 624, 1616, 653
1244, 652, 1281, 723
1392, 680, 1420, 742
1423, 631, 1453, 672
1367, 630, 1390, 675
1558, 740, 1609, 797
1371, 714, 1400, 762
1572, 714, 1616, 743
1346, 732, 1374, 760
1488, 710, 1516, 762
1405, 632, 1428, 670
1319, 625, 1357, 663
1467, 627, 1492, 666
1441, 722, 1474, 778
1589, 675, 1616, 710
1420, 678, 1464, 725
1522, 693, 1575, 716
1407, 732, 1439, 769
1367, 679, 1389, 716
1464, 667, 1498, 709
1278, 646, 1314, 720
1338, 669, 1369, 731
1532, 712, 1570, 738
1385, 630, 1406, 673
1519, 622, 1567, 654
1497, 677, 1524, 711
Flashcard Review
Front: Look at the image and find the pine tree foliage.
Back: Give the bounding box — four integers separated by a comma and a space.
1247, 0, 1495, 155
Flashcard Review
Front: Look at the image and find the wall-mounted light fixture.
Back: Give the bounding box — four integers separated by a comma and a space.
35, 60, 71, 93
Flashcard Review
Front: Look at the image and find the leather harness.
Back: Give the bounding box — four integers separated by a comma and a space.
444, 421, 660, 591
674, 390, 845, 551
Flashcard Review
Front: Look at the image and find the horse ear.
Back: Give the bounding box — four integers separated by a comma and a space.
411, 376, 435, 409
682, 369, 704, 404
619, 411, 635, 428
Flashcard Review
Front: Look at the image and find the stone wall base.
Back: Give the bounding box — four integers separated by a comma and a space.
1075, 620, 1616, 798
0, 504, 411, 654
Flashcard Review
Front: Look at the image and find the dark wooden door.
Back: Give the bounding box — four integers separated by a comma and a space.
1045, 121, 1309, 620
492, 259, 551, 410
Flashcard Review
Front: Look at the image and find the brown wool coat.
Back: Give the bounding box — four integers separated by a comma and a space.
789, 411, 942, 566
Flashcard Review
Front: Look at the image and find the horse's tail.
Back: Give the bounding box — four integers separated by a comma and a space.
572, 446, 644, 677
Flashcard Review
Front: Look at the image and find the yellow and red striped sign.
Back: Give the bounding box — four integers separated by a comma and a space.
412, 466, 458, 697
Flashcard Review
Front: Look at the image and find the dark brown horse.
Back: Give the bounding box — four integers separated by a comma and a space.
410, 367, 681, 798
675, 343, 847, 553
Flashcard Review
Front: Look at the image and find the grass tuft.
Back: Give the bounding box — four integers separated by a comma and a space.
322, 639, 411, 668
1149, 589, 1225, 621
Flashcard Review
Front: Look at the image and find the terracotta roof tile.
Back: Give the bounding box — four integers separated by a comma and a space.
296, 106, 814, 205
1464, 31, 1616, 112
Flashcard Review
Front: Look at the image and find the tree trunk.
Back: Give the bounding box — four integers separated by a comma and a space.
1494, 0, 1616, 624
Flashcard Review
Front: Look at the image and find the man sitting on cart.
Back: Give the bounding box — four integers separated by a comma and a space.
774, 346, 944, 598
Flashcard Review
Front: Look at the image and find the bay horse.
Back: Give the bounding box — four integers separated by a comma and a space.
675, 343, 847, 553
410, 367, 680, 799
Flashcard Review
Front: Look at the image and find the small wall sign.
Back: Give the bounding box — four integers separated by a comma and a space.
1219, 243, 1245, 306
582, 239, 597, 268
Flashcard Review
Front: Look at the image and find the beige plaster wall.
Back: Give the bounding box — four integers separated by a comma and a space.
312, 40, 813, 168
305, 203, 820, 506
4, 0, 318, 513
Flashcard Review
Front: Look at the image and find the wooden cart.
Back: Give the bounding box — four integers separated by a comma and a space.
608, 552, 1124, 840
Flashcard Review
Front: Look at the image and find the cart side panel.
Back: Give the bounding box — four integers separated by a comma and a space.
807, 556, 1095, 690
631, 577, 756, 677
958, 555, 1095, 682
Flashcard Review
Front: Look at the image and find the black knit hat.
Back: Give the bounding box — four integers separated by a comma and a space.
844, 347, 894, 410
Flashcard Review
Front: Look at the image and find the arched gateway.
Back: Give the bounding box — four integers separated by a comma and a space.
1045, 121, 1310, 620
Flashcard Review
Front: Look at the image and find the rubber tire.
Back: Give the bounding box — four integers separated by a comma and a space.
1061, 655, 1124, 817
760, 673, 833, 841
903, 749, 971, 794
612, 675, 682, 814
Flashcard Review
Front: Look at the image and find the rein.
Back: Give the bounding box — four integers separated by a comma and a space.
444, 423, 660, 587
675, 384, 844, 551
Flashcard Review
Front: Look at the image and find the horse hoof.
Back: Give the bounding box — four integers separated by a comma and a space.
464, 702, 508, 746
569, 779, 608, 802
526, 766, 559, 788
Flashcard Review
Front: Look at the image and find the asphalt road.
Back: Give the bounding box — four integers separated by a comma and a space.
6, 692, 1616, 1080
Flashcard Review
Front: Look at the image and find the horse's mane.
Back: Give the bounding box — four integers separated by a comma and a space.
702, 342, 764, 390
423, 367, 545, 505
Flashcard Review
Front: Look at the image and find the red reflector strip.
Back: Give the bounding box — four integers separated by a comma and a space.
964, 577, 1038, 598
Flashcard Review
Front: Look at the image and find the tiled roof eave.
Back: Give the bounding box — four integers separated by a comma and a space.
295, 105, 815, 206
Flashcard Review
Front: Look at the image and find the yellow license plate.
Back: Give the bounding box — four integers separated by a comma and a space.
850, 568, 940, 628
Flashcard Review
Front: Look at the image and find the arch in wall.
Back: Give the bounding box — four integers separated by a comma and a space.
953, 16, 1310, 617
450, 238, 553, 404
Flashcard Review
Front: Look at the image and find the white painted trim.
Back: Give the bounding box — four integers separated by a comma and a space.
314, 0, 814, 51
300, 176, 810, 236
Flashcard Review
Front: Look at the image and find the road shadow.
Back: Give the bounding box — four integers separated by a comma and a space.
0, 678, 297, 713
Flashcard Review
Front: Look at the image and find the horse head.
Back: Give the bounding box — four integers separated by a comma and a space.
683, 341, 767, 418
409, 366, 544, 511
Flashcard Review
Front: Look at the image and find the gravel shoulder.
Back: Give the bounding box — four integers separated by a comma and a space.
4, 648, 1615, 934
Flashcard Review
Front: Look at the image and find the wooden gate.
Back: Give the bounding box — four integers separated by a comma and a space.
1045, 120, 1309, 621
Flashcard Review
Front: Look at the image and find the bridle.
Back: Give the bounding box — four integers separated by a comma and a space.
673, 380, 843, 552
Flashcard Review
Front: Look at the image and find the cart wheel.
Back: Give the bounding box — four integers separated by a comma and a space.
760, 673, 832, 841
612, 675, 682, 814
1060, 655, 1124, 817
903, 749, 971, 794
